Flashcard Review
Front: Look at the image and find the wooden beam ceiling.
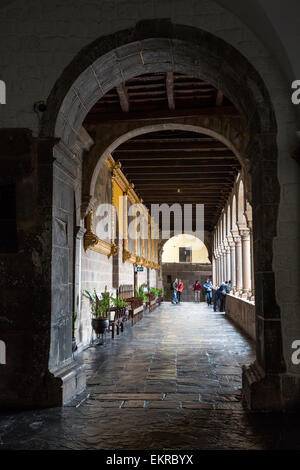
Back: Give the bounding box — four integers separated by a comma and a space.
111, 129, 240, 231
84, 72, 237, 124
84, 73, 241, 231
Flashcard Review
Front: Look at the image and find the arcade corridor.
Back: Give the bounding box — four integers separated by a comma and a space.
1, 304, 299, 450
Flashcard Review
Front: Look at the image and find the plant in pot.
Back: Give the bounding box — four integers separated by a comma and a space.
101, 285, 110, 299
149, 287, 158, 297
111, 295, 127, 317
150, 287, 164, 304
135, 284, 148, 304
157, 288, 164, 303
83, 289, 110, 335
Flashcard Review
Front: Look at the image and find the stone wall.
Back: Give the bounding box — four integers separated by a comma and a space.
226, 295, 256, 342
149, 269, 158, 289
162, 262, 212, 301
77, 241, 158, 351
79, 249, 113, 349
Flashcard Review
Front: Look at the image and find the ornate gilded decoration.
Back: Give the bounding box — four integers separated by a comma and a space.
109, 243, 119, 258
123, 249, 136, 264
83, 210, 119, 258
89, 154, 160, 269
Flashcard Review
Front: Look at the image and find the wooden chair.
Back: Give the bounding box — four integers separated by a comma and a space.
108, 306, 127, 339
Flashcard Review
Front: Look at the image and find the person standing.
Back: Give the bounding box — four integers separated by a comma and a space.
213, 284, 221, 312
203, 279, 213, 306
193, 280, 202, 302
177, 279, 183, 303
222, 280, 231, 312
219, 281, 227, 312
171, 278, 179, 305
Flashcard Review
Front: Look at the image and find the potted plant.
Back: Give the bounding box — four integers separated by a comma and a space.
111, 295, 127, 316
134, 283, 148, 304
101, 285, 110, 299
156, 288, 164, 304
149, 287, 158, 298
83, 288, 110, 335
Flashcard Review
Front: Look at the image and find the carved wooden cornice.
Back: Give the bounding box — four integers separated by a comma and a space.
123, 249, 136, 264
93, 154, 161, 267
135, 256, 142, 265
107, 155, 158, 227
83, 210, 119, 257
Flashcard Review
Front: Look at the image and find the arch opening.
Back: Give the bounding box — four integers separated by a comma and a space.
34, 22, 285, 411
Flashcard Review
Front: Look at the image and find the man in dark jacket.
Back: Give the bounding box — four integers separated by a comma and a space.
219, 282, 227, 312
213, 284, 221, 312
171, 278, 179, 304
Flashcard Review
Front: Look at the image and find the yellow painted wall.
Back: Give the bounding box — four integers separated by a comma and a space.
162, 234, 210, 263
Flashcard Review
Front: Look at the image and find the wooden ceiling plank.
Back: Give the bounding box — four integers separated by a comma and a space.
116, 83, 130, 113
84, 105, 239, 122
216, 90, 224, 106
166, 71, 175, 110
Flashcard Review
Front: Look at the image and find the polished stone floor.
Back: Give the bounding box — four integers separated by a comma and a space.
1, 302, 300, 450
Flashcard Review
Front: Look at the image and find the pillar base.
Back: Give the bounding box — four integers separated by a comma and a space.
52, 360, 86, 406
0, 360, 86, 410
243, 361, 300, 411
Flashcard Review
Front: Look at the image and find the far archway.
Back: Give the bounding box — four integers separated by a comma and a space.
161, 234, 211, 302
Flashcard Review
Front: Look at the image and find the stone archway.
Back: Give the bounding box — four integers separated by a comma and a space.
84, 120, 247, 217
35, 21, 287, 410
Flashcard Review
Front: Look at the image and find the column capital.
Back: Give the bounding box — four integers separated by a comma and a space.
239, 226, 250, 241
224, 244, 231, 254
244, 209, 253, 230
226, 234, 234, 248
231, 229, 241, 246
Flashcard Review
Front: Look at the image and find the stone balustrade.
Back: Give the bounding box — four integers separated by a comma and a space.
225, 294, 256, 341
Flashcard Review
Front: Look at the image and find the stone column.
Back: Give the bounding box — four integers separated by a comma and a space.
232, 231, 242, 292
219, 244, 225, 283
212, 255, 216, 285
239, 226, 251, 296
222, 246, 227, 283
74, 226, 86, 343
250, 228, 255, 299
229, 237, 236, 289
215, 249, 220, 285
225, 239, 231, 281
245, 209, 255, 299
247, 223, 255, 299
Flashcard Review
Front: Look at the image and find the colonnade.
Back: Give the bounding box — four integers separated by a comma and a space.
212, 174, 254, 300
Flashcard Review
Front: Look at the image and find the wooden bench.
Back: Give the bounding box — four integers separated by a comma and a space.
126, 297, 144, 326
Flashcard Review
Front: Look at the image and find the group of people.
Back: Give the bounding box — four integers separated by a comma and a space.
170, 277, 231, 312
193, 279, 214, 305
170, 278, 184, 304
